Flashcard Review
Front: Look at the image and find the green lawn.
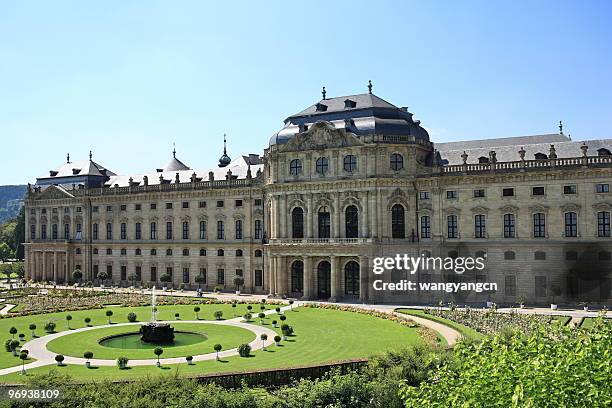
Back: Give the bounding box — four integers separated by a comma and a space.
0, 307, 423, 383
46, 323, 255, 359
0, 302, 264, 369
395, 308, 485, 341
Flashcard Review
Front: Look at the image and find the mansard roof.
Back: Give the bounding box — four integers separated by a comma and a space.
436, 133, 612, 165
270, 92, 430, 146
36, 159, 116, 184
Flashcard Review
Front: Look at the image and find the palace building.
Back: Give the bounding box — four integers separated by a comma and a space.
23, 86, 612, 306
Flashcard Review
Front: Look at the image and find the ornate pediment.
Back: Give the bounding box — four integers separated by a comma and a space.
444, 206, 462, 215
593, 202, 612, 212
529, 204, 549, 213
388, 188, 410, 210
33, 185, 75, 200
471, 206, 490, 214
279, 121, 364, 152
499, 205, 519, 213
561, 203, 582, 212
419, 202, 433, 212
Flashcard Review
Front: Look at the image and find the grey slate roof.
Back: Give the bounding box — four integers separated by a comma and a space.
270, 92, 430, 146
436, 134, 612, 165
105, 154, 263, 187
37, 160, 116, 180
159, 156, 191, 172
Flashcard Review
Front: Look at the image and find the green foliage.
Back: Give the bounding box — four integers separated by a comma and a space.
400, 317, 612, 407
54, 354, 64, 365
83, 351, 93, 360
44, 321, 56, 333
116, 356, 129, 369
71, 269, 83, 282
238, 343, 251, 357
0, 242, 13, 261
213, 310, 223, 320
159, 273, 172, 283
233, 276, 244, 288
127, 312, 137, 322
214, 343, 222, 352
274, 335, 281, 343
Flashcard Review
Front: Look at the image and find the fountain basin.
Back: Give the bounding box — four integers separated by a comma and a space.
140, 322, 175, 343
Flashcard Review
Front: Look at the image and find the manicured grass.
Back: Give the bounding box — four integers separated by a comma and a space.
47, 323, 255, 359
395, 308, 485, 340
580, 317, 596, 328
0, 307, 423, 383
0, 302, 263, 369
550, 315, 572, 326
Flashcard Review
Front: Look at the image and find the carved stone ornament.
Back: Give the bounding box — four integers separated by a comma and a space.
279, 121, 364, 152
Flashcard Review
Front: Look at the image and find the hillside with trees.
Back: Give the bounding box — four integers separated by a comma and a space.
0, 185, 26, 223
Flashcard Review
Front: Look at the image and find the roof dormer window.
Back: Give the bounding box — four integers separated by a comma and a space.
315, 103, 328, 112
49, 171, 58, 177
478, 156, 490, 164
534, 153, 548, 160
72, 168, 81, 175
344, 99, 356, 109
598, 148, 611, 156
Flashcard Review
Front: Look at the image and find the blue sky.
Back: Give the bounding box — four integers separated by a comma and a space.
2, 0, 611, 185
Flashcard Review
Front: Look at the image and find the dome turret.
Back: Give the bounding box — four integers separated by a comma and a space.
218, 134, 231, 167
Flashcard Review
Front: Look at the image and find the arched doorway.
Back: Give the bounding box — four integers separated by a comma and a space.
292, 207, 304, 238
290, 260, 304, 293
344, 261, 360, 295
317, 261, 331, 299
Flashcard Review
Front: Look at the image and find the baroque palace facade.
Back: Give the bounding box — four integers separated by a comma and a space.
23, 87, 612, 306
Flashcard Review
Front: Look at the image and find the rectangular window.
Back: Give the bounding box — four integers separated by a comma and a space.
182, 268, 189, 284
235, 220, 243, 239
535, 276, 547, 297
596, 183, 610, 193
93, 223, 98, 240
182, 221, 189, 239
216, 200, 224, 208
419, 191, 430, 200
92, 206, 99, 213
150, 222, 157, 240
532, 186, 545, 196
563, 185, 577, 194
76, 223, 82, 240
217, 269, 225, 285
255, 270, 263, 286
502, 188, 515, 197
93, 264, 99, 279
504, 275, 517, 296
254, 199, 262, 206
533, 213, 546, 238
106, 264, 113, 278
41, 224, 47, 239
255, 220, 262, 240
565, 212, 578, 237
198, 201, 206, 208
420, 215, 431, 239
106, 205, 113, 212
76, 207, 82, 213
120, 204, 127, 211
503, 214, 516, 238
446, 190, 457, 199
166, 222, 173, 240
151, 267, 157, 282
217, 221, 224, 240
30, 225, 36, 240
182, 201, 189, 209
106, 223, 112, 240
120, 223, 127, 240
199, 268, 207, 284
235, 199, 243, 207
135, 266, 142, 281
166, 203, 173, 209
150, 203, 157, 210
597, 211, 611, 237
447, 215, 458, 239
52, 224, 58, 239
199, 221, 207, 239
135, 204, 142, 211
474, 214, 486, 238
120, 265, 127, 281
473, 189, 486, 198
64, 224, 69, 240
135, 223, 142, 240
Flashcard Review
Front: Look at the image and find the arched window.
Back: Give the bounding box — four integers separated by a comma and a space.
598, 148, 611, 156
290, 260, 304, 293
199, 248, 206, 256
344, 261, 360, 295
292, 207, 304, 238
254, 249, 262, 257
478, 156, 490, 164
534, 153, 548, 160
504, 251, 515, 260
318, 206, 331, 239
343, 155, 357, 172
391, 204, 405, 238
315, 157, 328, 174
390, 153, 404, 171
317, 261, 331, 299
289, 159, 302, 175
217, 249, 224, 257
235, 249, 243, 257
345, 205, 359, 238
182, 248, 189, 256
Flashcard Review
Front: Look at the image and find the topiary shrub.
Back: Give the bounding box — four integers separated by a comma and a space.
44, 322, 56, 333
274, 335, 282, 345
116, 356, 129, 369
54, 354, 65, 366
243, 313, 252, 322
214, 311, 223, 320
127, 312, 137, 322
185, 355, 193, 364
84, 317, 91, 326
238, 343, 251, 357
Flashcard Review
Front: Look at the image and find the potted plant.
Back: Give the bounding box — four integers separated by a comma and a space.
550, 283, 562, 310
233, 276, 244, 295
116, 356, 129, 369
274, 335, 281, 346
214, 285, 223, 294
185, 355, 193, 365
154, 347, 163, 367
517, 296, 526, 309
179, 283, 186, 292
19, 350, 28, 374
54, 354, 64, 366
84, 351, 93, 368
214, 344, 222, 361
578, 300, 589, 312
160, 273, 171, 291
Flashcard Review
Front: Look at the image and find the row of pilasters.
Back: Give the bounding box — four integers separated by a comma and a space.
25, 249, 71, 283
266, 254, 370, 302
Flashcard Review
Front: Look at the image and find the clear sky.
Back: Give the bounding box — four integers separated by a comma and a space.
2, 0, 611, 185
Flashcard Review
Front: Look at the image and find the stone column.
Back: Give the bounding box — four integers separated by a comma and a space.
273, 196, 281, 239
42, 252, 47, 281
330, 255, 339, 301
362, 191, 369, 238
65, 251, 70, 283
333, 194, 340, 238
277, 256, 286, 295
306, 194, 313, 238
359, 256, 368, 302
268, 255, 275, 295
370, 191, 378, 238
302, 256, 313, 300
281, 195, 288, 238
53, 252, 58, 283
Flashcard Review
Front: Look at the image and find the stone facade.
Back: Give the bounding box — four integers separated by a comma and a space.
23, 91, 612, 306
